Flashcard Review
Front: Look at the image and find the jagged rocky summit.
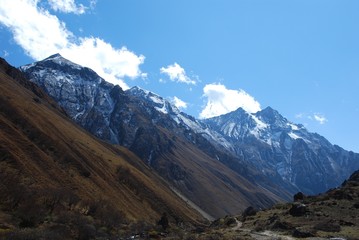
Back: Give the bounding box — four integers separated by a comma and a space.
20, 54, 359, 198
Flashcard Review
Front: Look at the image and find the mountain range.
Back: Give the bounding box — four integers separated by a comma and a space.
1, 53, 359, 238
19, 54, 359, 209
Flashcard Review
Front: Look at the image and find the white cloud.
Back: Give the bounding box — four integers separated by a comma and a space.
160, 62, 196, 85
295, 112, 328, 125
62, 37, 145, 86
313, 113, 328, 124
0, 0, 145, 89
48, 0, 86, 14
199, 83, 261, 119
171, 96, 188, 110
3, 50, 9, 57
90, 0, 97, 9
295, 113, 304, 119
0, 0, 71, 59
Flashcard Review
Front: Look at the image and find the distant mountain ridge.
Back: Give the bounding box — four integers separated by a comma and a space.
20, 54, 359, 213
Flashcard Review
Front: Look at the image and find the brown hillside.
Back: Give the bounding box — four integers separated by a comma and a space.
0, 58, 205, 238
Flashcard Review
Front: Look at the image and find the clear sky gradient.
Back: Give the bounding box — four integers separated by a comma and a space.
0, 0, 358, 152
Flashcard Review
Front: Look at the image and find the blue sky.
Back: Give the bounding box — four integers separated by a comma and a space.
0, 0, 358, 152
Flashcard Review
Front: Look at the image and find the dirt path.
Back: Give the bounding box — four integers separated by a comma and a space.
249, 230, 296, 240
231, 218, 243, 231
230, 218, 297, 240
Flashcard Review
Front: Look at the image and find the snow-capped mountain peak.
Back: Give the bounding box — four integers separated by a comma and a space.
126, 86, 180, 115
19, 54, 116, 141
203, 106, 310, 145
43, 53, 77, 65
20, 53, 104, 86
20, 53, 78, 71
203, 107, 269, 141
255, 106, 288, 127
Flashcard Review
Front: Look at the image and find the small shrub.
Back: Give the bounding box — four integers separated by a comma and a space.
16, 198, 46, 228
242, 206, 257, 219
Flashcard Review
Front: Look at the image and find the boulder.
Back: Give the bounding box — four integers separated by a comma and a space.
292, 229, 315, 238
314, 221, 341, 232
293, 192, 305, 202
271, 220, 294, 231
289, 203, 307, 217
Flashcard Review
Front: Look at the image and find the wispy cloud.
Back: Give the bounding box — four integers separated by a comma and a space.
48, 0, 86, 14
313, 113, 328, 124
2, 50, 9, 57
0, 0, 144, 89
199, 83, 261, 119
295, 113, 304, 119
295, 112, 328, 125
160, 62, 197, 85
171, 96, 188, 110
